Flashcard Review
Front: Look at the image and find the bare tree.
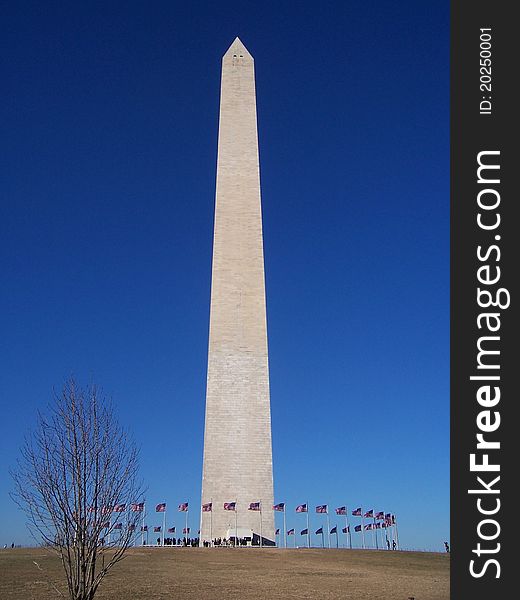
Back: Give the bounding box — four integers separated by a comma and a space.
11, 379, 145, 600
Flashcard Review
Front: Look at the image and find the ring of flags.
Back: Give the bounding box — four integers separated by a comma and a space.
93, 500, 399, 549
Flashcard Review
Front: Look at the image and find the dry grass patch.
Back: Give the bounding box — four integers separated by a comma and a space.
0, 547, 449, 600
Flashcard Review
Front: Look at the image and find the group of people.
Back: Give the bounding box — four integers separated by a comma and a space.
206, 537, 253, 547
151, 536, 253, 547
153, 537, 200, 547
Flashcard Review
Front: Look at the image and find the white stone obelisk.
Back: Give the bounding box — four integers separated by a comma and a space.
200, 37, 274, 545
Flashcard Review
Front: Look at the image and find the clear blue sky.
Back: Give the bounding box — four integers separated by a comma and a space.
0, 1, 448, 551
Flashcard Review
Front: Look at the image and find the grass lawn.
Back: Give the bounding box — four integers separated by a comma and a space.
0, 546, 449, 599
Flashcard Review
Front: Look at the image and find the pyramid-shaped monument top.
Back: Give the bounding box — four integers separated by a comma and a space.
223, 37, 253, 60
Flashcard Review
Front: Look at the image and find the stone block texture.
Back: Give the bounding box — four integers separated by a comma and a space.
200, 38, 274, 542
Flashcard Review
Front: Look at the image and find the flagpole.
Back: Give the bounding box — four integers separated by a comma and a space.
394, 515, 400, 550
142, 504, 146, 546
185, 508, 188, 545
346, 507, 352, 549
260, 500, 264, 548
386, 511, 391, 550
306, 502, 310, 548
162, 509, 166, 546
361, 508, 365, 549
326, 512, 331, 549
335, 526, 338, 548
210, 498, 213, 546
283, 507, 287, 548
235, 499, 238, 548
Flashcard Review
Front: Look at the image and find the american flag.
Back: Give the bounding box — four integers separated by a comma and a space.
248, 502, 260, 511
156, 503, 166, 513
315, 527, 323, 535
330, 526, 337, 534
131, 502, 145, 512
128, 524, 136, 531
381, 522, 387, 529
352, 507, 362, 516
154, 526, 161, 532
113, 522, 122, 530
141, 525, 148, 532
375, 511, 385, 520
101, 522, 110, 529
114, 504, 126, 512
354, 525, 362, 532
178, 502, 189, 512
335, 506, 346, 515
101, 506, 113, 515
391, 515, 396, 524
168, 527, 176, 533
273, 503, 285, 511
183, 527, 190, 534
275, 528, 280, 535
385, 513, 391, 520
287, 528, 295, 535
223, 502, 236, 511
364, 509, 374, 518
301, 528, 308, 535
342, 526, 350, 534
364, 523, 373, 531
295, 504, 307, 513
202, 502, 212, 512
315, 505, 327, 514
374, 522, 381, 529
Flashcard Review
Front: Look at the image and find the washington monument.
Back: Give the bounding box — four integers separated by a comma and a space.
200, 38, 275, 544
